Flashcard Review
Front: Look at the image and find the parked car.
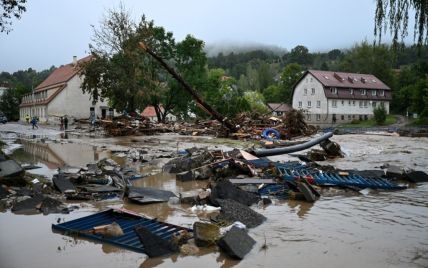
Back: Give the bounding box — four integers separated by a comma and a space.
0, 114, 8, 124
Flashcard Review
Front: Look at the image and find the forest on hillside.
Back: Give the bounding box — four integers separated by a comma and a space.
1, 42, 426, 122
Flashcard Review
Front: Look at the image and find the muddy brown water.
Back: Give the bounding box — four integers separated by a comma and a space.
0, 133, 427, 268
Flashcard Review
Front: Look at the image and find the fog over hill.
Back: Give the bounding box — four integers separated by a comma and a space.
204, 41, 288, 57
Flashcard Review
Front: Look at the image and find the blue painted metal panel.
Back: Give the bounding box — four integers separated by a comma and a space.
258, 184, 289, 199
276, 164, 406, 190
52, 208, 192, 254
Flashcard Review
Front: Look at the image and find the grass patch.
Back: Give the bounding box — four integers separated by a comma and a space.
338, 115, 396, 128
409, 116, 428, 126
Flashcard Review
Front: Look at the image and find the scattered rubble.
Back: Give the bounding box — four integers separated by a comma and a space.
1, 124, 428, 262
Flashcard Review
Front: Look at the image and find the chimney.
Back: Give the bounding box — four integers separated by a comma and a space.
73, 56, 77, 66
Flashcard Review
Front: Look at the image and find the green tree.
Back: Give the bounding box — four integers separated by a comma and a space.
262, 85, 282, 103
171, 35, 209, 120
0, 88, 20, 120
410, 76, 428, 117
278, 63, 303, 104
201, 68, 250, 118
373, 105, 387, 124
243, 91, 268, 114
1, 0, 26, 33
374, 0, 428, 47
81, 6, 179, 122
339, 41, 395, 88
286, 45, 313, 66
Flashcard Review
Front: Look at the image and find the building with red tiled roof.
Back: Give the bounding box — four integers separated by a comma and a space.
19, 56, 111, 123
267, 103, 292, 117
141, 105, 177, 122
292, 70, 392, 126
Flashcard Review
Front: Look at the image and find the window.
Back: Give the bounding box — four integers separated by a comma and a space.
350, 89, 354, 95
352, 101, 355, 106
341, 115, 344, 120
361, 89, 366, 95
304, 88, 308, 95
359, 101, 363, 107
311, 88, 315, 95
298, 101, 302, 108
316, 114, 321, 121
348, 115, 352, 120
307, 101, 312, 107
380, 90, 385, 96
372, 101, 377, 107
310, 77, 313, 82
348, 100, 351, 105
332, 100, 337, 107
364, 101, 367, 107
342, 100, 344, 105
331, 87, 337, 94
316, 100, 321, 108
372, 90, 376, 96
306, 114, 311, 121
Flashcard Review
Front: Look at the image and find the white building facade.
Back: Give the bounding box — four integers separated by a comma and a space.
19, 56, 111, 124
292, 70, 392, 127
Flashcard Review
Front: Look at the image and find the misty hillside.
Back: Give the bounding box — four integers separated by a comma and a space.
204, 41, 288, 57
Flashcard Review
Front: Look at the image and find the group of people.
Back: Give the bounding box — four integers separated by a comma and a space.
24, 114, 69, 131
59, 116, 69, 130
25, 114, 39, 129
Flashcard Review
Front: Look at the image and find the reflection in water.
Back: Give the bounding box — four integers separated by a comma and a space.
17, 139, 111, 168
60, 132, 69, 139
287, 199, 314, 218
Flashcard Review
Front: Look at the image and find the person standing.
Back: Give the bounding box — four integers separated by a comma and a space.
25, 114, 30, 124
60, 117, 64, 130
31, 116, 38, 129
63, 116, 68, 130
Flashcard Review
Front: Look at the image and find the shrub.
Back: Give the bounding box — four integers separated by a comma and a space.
373, 105, 387, 125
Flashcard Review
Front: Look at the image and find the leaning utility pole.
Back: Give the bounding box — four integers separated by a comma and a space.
138, 42, 237, 133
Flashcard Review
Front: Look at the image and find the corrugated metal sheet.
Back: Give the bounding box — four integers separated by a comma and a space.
52, 208, 192, 254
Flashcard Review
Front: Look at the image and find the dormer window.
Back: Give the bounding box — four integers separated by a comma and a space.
361, 89, 366, 95
331, 87, 337, 94
380, 90, 384, 96
350, 89, 354, 95
372, 90, 376, 96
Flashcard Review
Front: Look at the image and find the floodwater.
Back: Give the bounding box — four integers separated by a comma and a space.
0, 130, 427, 268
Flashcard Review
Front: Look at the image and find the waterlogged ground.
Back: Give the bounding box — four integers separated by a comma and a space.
0, 123, 427, 268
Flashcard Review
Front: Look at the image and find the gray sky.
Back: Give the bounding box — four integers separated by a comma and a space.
0, 0, 414, 73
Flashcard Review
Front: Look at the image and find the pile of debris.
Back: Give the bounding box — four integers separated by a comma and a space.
97, 109, 318, 140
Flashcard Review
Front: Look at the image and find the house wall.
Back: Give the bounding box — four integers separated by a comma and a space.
47, 75, 109, 121
292, 73, 390, 127
292, 73, 328, 123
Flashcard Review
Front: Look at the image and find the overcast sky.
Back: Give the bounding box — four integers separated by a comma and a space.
0, 0, 415, 73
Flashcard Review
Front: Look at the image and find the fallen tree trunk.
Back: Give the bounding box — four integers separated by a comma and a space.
139, 42, 237, 133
